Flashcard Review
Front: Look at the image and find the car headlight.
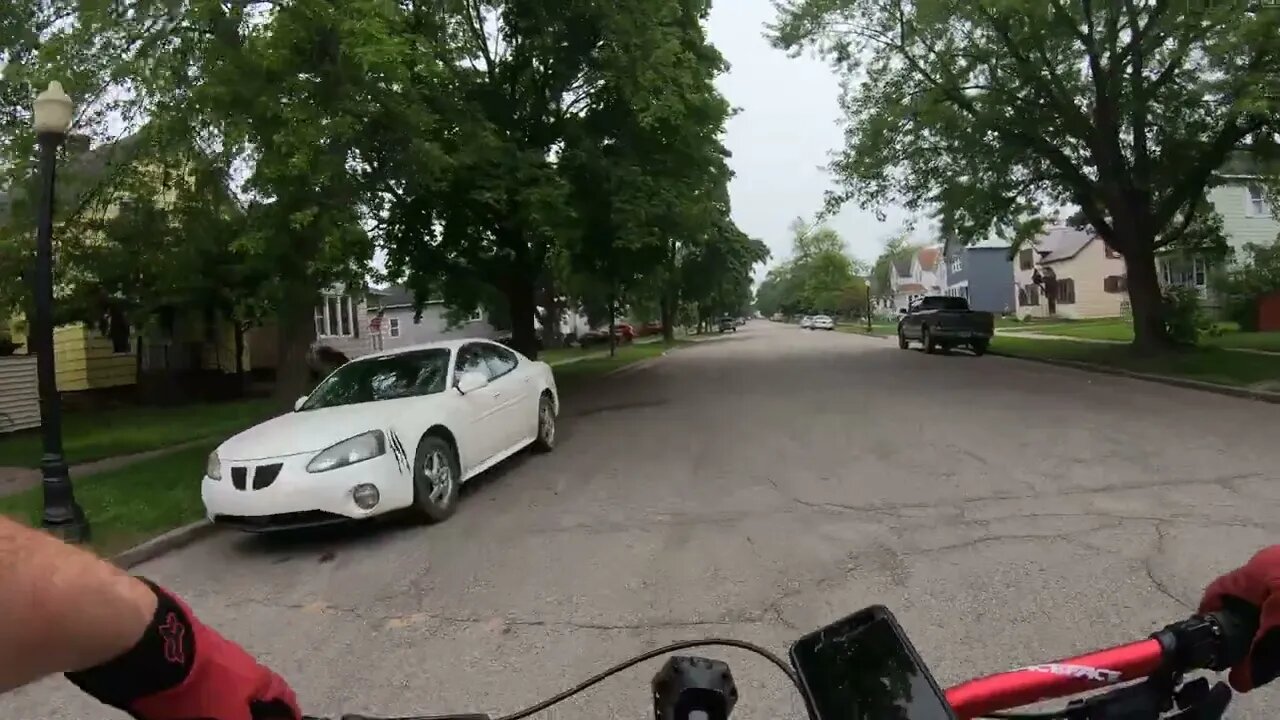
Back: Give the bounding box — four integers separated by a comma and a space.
206, 451, 222, 480
306, 430, 387, 473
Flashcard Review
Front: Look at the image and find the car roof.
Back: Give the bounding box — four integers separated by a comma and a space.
353, 336, 504, 362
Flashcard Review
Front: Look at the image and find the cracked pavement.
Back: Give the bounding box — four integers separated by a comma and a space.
6, 321, 1280, 719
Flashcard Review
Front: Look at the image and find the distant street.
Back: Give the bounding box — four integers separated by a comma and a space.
9, 320, 1280, 720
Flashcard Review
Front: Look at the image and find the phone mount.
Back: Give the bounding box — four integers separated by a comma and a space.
652, 656, 739, 720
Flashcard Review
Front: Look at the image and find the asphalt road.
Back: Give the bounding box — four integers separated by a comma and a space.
8, 321, 1280, 720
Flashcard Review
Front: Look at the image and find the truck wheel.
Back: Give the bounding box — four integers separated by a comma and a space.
922, 326, 937, 354
971, 339, 989, 356
897, 328, 909, 349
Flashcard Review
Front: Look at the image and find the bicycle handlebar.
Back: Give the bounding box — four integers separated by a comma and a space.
324, 605, 1260, 720
946, 606, 1260, 719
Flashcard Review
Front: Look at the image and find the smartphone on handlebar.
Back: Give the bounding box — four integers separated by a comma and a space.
789, 605, 957, 720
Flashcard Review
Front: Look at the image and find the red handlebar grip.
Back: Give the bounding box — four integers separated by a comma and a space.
944, 638, 1164, 720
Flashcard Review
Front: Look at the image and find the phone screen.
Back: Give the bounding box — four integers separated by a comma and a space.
789, 606, 956, 720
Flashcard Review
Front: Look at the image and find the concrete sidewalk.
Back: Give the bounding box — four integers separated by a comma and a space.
0, 438, 214, 499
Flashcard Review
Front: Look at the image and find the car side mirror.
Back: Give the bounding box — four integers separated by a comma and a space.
456, 370, 490, 395
293, 396, 307, 411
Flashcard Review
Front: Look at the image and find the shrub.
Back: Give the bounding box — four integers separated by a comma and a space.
1162, 286, 1209, 345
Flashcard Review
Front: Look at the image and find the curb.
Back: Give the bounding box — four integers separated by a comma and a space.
603, 350, 674, 378
113, 520, 221, 569
988, 350, 1280, 404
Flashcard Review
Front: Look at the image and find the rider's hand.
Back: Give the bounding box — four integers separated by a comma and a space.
1198, 545, 1280, 692
65, 579, 301, 720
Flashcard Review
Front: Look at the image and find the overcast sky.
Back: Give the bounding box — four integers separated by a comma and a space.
706, 0, 923, 275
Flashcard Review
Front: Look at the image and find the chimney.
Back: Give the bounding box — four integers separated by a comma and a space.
64, 133, 91, 159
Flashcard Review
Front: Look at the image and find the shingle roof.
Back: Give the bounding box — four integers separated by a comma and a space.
892, 256, 912, 277
916, 246, 941, 271
369, 283, 443, 310
1034, 226, 1095, 264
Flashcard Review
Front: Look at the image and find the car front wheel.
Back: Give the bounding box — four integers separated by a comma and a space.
411, 435, 460, 523
533, 393, 556, 452
898, 327, 909, 349
971, 339, 989, 356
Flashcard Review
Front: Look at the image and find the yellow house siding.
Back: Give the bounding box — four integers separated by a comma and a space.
1046, 239, 1128, 319
82, 330, 136, 388
0, 355, 40, 433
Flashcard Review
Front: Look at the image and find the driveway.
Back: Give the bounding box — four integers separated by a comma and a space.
10, 321, 1280, 719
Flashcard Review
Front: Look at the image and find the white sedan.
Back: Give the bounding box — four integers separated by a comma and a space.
811, 315, 836, 330
202, 338, 558, 531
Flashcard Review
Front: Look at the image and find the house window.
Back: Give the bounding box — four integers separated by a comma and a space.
315, 295, 359, 338
1019, 285, 1040, 306
1104, 243, 1121, 259
951, 256, 962, 273
468, 308, 483, 322
388, 318, 401, 338
1018, 249, 1034, 270
1056, 278, 1076, 305
1247, 183, 1270, 217
1103, 275, 1128, 293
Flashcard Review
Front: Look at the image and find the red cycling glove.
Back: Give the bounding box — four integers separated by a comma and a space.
65, 579, 301, 720
1198, 545, 1280, 692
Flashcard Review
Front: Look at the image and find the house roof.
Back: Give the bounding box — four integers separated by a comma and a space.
916, 246, 941, 271
892, 256, 912, 277
369, 283, 444, 310
1034, 226, 1095, 264
894, 283, 926, 293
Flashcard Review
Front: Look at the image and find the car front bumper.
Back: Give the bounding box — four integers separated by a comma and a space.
202, 450, 414, 532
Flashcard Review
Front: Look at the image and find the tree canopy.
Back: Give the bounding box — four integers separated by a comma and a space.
0, 0, 766, 390
754, 218, 868, 318
771, 0, 1280, 349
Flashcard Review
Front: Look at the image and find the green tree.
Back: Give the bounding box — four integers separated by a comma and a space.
771, 0, 1280, 350
870, 234, 917, 303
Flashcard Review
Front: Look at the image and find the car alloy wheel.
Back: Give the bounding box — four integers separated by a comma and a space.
534, 395, 556, 452
423, 449, 454, 506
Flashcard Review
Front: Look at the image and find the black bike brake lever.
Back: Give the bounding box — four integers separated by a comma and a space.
1167, 679, 1232, 720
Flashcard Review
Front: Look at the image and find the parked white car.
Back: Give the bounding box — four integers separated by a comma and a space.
202, 338, 558, 531
811, 315, 836, 330
800, 316, 814, 329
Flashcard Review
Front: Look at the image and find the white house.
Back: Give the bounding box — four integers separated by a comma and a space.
367, 284, 498, 351
1159, 157, 1279, 297
890, 246, 942, 310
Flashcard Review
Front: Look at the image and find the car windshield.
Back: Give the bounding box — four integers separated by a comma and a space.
301, 348, 451, 411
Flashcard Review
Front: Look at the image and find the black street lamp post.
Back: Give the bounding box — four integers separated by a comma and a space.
32, 81, 89, 543
864, 279, 873, 333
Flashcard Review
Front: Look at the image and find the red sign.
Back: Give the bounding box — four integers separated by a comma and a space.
369, 316, 382, 332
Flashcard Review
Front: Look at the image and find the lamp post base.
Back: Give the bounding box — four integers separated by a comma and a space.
39, 456, 91, 544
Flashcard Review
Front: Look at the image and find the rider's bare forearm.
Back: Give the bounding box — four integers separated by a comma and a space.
0, 516, 155, 692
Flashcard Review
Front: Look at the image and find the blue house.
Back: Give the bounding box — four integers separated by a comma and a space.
938, 241, 1016, 315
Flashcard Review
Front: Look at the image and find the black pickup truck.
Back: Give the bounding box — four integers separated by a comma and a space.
897, 296, 995, 356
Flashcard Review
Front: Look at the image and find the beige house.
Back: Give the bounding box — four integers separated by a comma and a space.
1013, 227, 1128, 320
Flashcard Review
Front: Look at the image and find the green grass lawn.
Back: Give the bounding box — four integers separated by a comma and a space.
0, 398, 277, 469
552, 340, 690, 384
1002, 318, 1280, 352
991, 336, 1280, 389
0, 440, 214, 555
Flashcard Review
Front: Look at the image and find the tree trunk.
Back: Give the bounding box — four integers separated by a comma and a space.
273, 286, 316, 406
608, 297, 617, 358
1123, 243, 1172, 351
660, 294, 675, 343
505, 274, 539, 360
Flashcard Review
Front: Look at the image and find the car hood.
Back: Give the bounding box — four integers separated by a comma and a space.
217, 403, 399, 461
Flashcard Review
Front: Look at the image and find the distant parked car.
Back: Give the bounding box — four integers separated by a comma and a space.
638, 320, 664, 337
897, 296, 994, 355
800, 316, 814, 329
717, 316, 737, 333
810, 314, 835, 331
